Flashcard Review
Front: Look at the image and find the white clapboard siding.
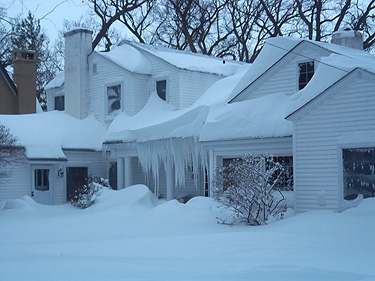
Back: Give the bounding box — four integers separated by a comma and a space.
294, 74, 375, 212
179, 70, 222, 108
136, 51, 181, 110
88, 53, 150, 121
46, 86, 64, 111
239, 44, 332, 101
64, 150, 107, 178
0, 160, 30, 201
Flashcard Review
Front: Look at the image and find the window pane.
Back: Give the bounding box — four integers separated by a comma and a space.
35, 169, 50, 191
107, 85, 121, 115
343, 148, 375, 199
156, 80, 166, 101
54, 96, 64, 111
298, 61, 314, 90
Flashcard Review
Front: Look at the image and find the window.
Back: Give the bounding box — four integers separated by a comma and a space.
107, 85, 121, 116
222, 155, 293, 191
272, 156, 293, 191
298, 61, 314, 90
35, 169, 50, 191
343, 148, 375, 200
93, 63, 97, 74
54, 95, 64, 111
156, 80, 167, 101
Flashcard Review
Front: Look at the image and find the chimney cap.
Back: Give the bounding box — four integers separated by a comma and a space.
12, 50, 37, 63
64, 28, 93, 38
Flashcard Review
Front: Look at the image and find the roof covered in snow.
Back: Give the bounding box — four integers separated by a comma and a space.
96, 44, 152, 75
44, 72, 65, 90
0, 111, 106, 160
105, 36, 375, 144
123, 41, 244, 76
230, 36, 375, 116
105, 63, 293, 143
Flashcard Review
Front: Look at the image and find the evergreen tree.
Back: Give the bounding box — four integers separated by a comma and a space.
8, 11, 60, 110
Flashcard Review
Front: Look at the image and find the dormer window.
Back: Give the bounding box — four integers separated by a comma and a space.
156, 80, 167, 101
298, 61, 314, 90
107, 84, 121, 116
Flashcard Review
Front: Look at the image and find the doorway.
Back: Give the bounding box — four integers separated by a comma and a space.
32, 166, 53, 204
66, 167, 88, 201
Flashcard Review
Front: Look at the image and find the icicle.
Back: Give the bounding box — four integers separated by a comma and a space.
136, 137, 207, 193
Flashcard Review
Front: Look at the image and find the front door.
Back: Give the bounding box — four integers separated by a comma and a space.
32, 166, 53, 204
66, 167, 88, 201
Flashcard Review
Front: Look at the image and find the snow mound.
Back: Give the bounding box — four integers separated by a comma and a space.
2, 196, 37, 210
93, 185, 160, 211
185, 196, 220, 210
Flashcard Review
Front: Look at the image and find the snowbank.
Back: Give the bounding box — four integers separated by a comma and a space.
105, 93, 208, 143
1, 187, 375, 280
201, 92, 292, 141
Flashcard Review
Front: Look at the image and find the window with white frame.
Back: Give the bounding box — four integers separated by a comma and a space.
298, 61, 314, 90
106, 84, 121, 116
156, 80, 167, 101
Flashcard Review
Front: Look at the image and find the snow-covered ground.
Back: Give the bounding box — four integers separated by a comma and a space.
1, 185, 374, 281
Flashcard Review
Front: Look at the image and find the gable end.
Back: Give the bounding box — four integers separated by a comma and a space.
229, 41, 332, 103
286, 68, 375, 121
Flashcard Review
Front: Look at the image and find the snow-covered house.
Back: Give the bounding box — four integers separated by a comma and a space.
2, 27, 374, 212
0, 29, 242, 204
203, 30, 375, 212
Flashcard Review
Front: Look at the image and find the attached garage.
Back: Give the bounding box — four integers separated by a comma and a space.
287, 68, 375, 212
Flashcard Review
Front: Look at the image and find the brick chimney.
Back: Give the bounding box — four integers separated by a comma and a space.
64, 29, 92, 119
12, 50, 37, 114
331, 29, 363, 50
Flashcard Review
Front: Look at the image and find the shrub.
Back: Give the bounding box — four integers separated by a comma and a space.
71, 177, 110, 209
212, 154, 287, 225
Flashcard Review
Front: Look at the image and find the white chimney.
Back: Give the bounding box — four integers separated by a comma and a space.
64, 29, 92, 119
331, 29, 363, 50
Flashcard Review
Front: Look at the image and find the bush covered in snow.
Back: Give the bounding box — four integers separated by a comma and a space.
213, 154, 287, 225
71, 177, 110, 209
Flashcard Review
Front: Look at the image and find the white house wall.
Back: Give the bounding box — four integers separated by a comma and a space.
205, 137, 293, 196
238, 44, 331, 101
46, 86, 64, 111
63, 150, 108, 178
179, 70, 223, 108
88, 53, 150, 121
294, 73, 375, 212
135, 51, 181, 109
0, 160, 30, 201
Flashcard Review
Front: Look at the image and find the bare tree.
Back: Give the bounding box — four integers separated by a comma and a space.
0, 124, 22, 178
87, 0, 149, 50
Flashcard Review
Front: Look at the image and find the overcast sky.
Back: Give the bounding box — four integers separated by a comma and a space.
4, 0, 91, 42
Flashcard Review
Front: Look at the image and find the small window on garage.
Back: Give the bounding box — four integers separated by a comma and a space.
343, 148, 375, 200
